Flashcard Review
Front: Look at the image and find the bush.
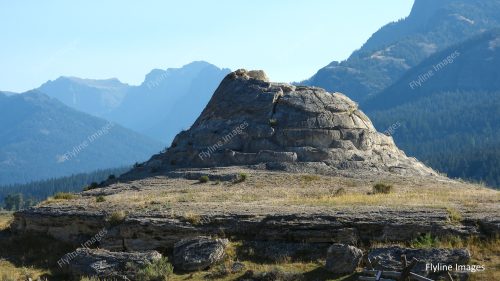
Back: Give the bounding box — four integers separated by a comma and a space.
269, 118, 278, 127
184, 211, 202, 225
95, 196, 106, 203
301, 174, 320, 183
410, 233, 439, 248
84, 182, 100, 191
108, 210, 126, 226
199, 175, 209, 183
53, 192, 77, 200
135, 257, 173, 281
107, 174, 116, 180
333, 187, 346, 196
234, 173, 248, 183
372, 183, 393, 194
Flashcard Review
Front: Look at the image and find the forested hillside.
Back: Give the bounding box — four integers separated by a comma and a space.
365, 30, 500, 187
0, 166, 129, 210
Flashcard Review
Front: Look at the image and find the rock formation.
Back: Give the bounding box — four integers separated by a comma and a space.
126, 69, 436, 179
325, 244, 363, 274
172, 236, 228, 272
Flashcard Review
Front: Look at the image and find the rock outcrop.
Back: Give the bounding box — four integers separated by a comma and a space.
325, 244, 363, 274
126, 69, 436, 180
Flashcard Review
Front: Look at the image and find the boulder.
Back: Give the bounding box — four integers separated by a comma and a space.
173, 236, 228, 271
62, 248, 162, 280
325, 243, 363, 274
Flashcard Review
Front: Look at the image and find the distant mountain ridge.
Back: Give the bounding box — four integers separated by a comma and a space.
36, 61, 230, 143
0, 91, 162, 185
304, 0, 500, 102
364, 29, 500, 187
39, 77, 130, 117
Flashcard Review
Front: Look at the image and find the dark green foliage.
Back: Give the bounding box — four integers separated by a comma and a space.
372, 183, 393, 194
269, 118, 278, 127
134, 257, 173, 281
365, 30, 500, 188
234, 173, 248, 183
0, 167, 128, 208
199, 175, 209, 183
369, 90, 500, 188
95, 195, 106, 203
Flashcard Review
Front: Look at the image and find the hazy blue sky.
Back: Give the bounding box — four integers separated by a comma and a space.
0, 0, 414, 92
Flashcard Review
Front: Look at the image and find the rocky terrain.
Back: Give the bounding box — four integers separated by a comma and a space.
7, 70, 500, 280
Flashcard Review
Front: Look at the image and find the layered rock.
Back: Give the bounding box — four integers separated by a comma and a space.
127, 69, 435, 179
62, 248, 162, 280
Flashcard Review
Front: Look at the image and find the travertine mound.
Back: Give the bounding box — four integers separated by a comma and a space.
131, 69, 435, 177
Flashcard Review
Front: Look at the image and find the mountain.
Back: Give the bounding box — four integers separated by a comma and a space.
37, 61, 230, 143
0, 91, 17, 96
0, 91, 163, 185
304, 0, 500, 102
107, 61, 231, 143
38, 77, 130, 117
363, 30, 500, 187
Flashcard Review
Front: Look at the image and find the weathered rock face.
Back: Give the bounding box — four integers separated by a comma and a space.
172, 236, 228, 272
62, 248, 162, 280
129, 69, 435, 179
325, 244, 363, 274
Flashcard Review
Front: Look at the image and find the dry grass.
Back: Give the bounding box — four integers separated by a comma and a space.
0, 259, 48, 281
46, 171, 499, 217
0, 212, 13, 231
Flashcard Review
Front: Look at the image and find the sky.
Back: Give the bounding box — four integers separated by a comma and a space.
0, 0, 414, 92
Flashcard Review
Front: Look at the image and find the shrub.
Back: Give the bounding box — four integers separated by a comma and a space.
53, 192, 77, 200
333, 187, 346, 196
234, 173, 248, 183
372, 183, 393, 194
446, 207, 462, 223
269, 118, 278, 127
199, 175, 209, 183
135, 257, 173, 281
410, 233, 439, 248
95, 196, 106, 203
108, 210, 126, 226
301, 174, 320, 182
107, 174, 116, 180
184, 211, 202, 225
84, 182, 100, 191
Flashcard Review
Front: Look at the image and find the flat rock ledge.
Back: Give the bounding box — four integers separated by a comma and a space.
11, 206, 497, 255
